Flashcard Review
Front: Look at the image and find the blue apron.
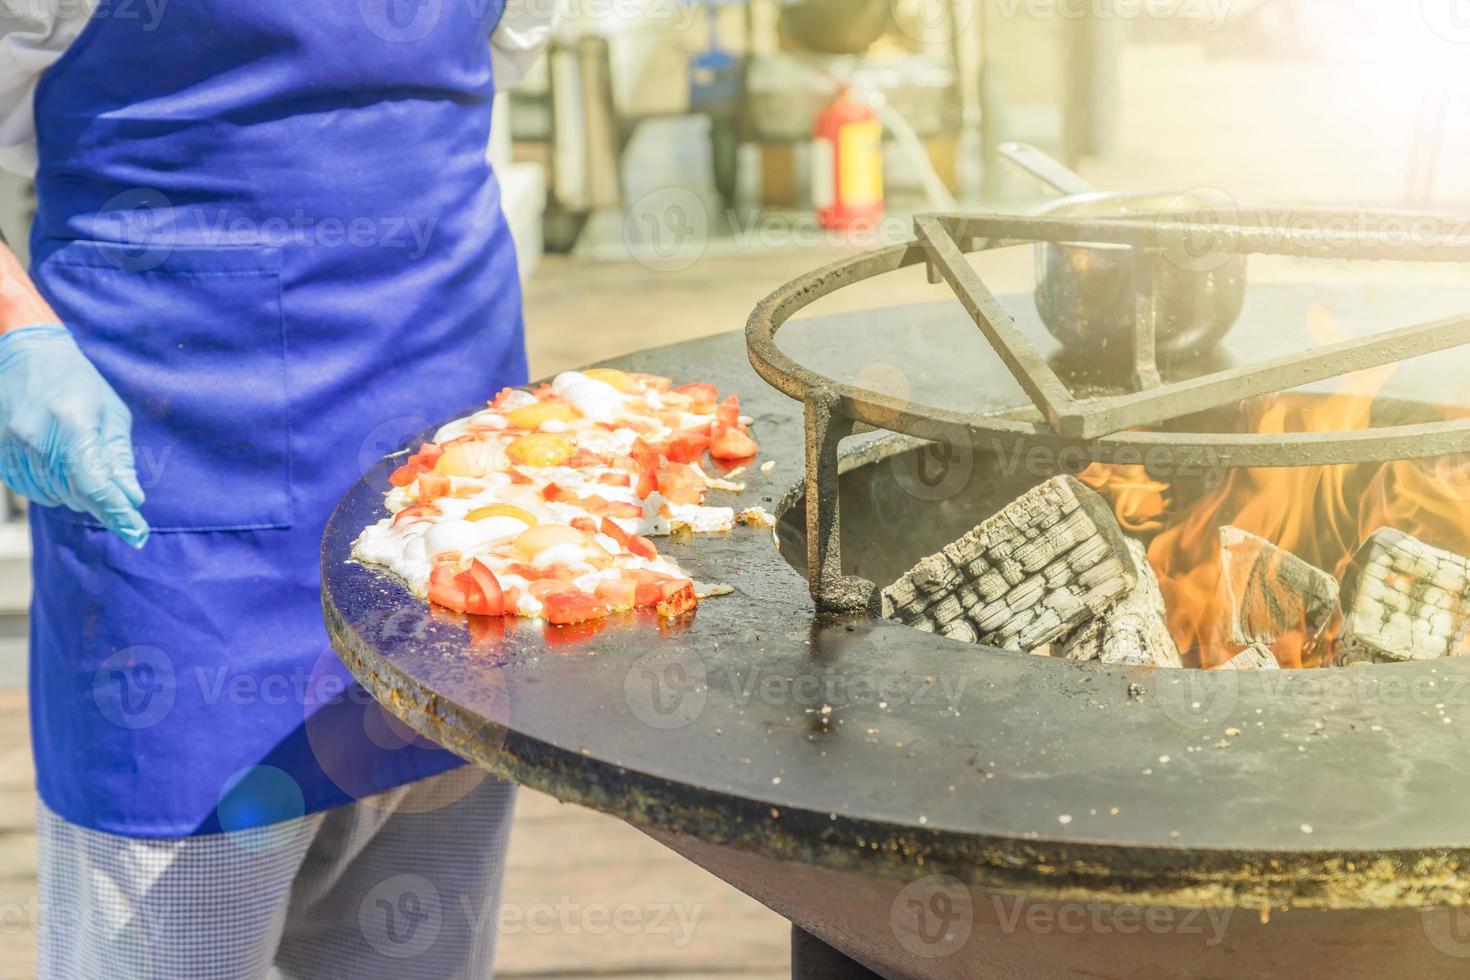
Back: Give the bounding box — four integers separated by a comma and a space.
26, 0, 526, 838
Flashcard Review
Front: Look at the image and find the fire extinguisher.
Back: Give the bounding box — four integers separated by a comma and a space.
812, 88, 883, 232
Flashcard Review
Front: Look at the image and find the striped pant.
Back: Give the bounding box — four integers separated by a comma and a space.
37, 767, 516, 980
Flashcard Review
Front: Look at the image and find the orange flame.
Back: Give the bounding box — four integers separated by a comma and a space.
1080, 305, 1470, 669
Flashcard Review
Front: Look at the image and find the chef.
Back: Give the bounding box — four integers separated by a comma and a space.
0, 2, 553, 976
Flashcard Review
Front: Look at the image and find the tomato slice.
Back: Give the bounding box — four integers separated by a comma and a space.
674, 382, 719, 405
542, 589, 609, 626
461, 559, 504, 617
666, 430, 712, 464
709, 425, 758, 460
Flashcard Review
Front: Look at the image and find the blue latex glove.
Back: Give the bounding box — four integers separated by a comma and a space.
0, 325, 149, 547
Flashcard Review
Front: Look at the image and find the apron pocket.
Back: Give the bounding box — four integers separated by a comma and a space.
35, 240, 291, 531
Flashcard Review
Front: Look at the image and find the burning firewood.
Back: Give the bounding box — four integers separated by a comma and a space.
1217, 526, 1339, 654
880, 476, 1137, 651
1216, 645, 1281, 671
1061, 539, 1183, 668
1336, 527, 1470, 666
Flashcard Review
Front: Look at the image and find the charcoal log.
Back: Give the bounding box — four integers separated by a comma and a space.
881, 476, 1136, 651
1217, 526, 1338, 653
1336, 527, 1470, 666
1216, 644, 1281, 671
1062, 539, 1183, 668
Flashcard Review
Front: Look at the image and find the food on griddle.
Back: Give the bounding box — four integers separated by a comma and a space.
353, 370, 758, 625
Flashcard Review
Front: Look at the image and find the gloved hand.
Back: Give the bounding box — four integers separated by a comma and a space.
0, 325, 149, 547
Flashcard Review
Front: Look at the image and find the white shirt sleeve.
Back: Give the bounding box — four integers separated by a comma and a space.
490, 1, 557, 89
0, 0, 94, 175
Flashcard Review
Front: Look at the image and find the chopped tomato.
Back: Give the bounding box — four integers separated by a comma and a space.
599, 517, 658, 561
630, 438, 663, 471
428, 566, 468, 613
598, 499, 645, 520
567, 449, 610, 469
541, 482, 574, 503
417, 472, 451, 502
636, 468, 658, 500
542, 589, 609, 626
674, 382, 718, 405
595, 578, 637, 611
570, 516, 599, 534
657, 581, 697, 618
490, 387, 523, 409
709, 425, 758, 460
529, 579, 574, 599
666, 430, 712, 464
507, 468, 533, 485
630, 569, 675, 607
392, 503, 440, 527
716, 395, 741, 429
415, 443, 445, 465
461, 560, 504, 617
502, 586, 524, 616
504, 562, 563, 582
630, 372, 673, 392
656, 463, 705, 505
598, 472, 632, 487
388, 461, 424, 487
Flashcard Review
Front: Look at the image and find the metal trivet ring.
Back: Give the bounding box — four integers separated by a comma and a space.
745, 209, 1470, 612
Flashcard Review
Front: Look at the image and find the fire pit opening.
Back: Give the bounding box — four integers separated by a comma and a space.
778, 391, 1470, 672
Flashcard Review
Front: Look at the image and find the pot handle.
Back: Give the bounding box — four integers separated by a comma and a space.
998, 142, 1095, 197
